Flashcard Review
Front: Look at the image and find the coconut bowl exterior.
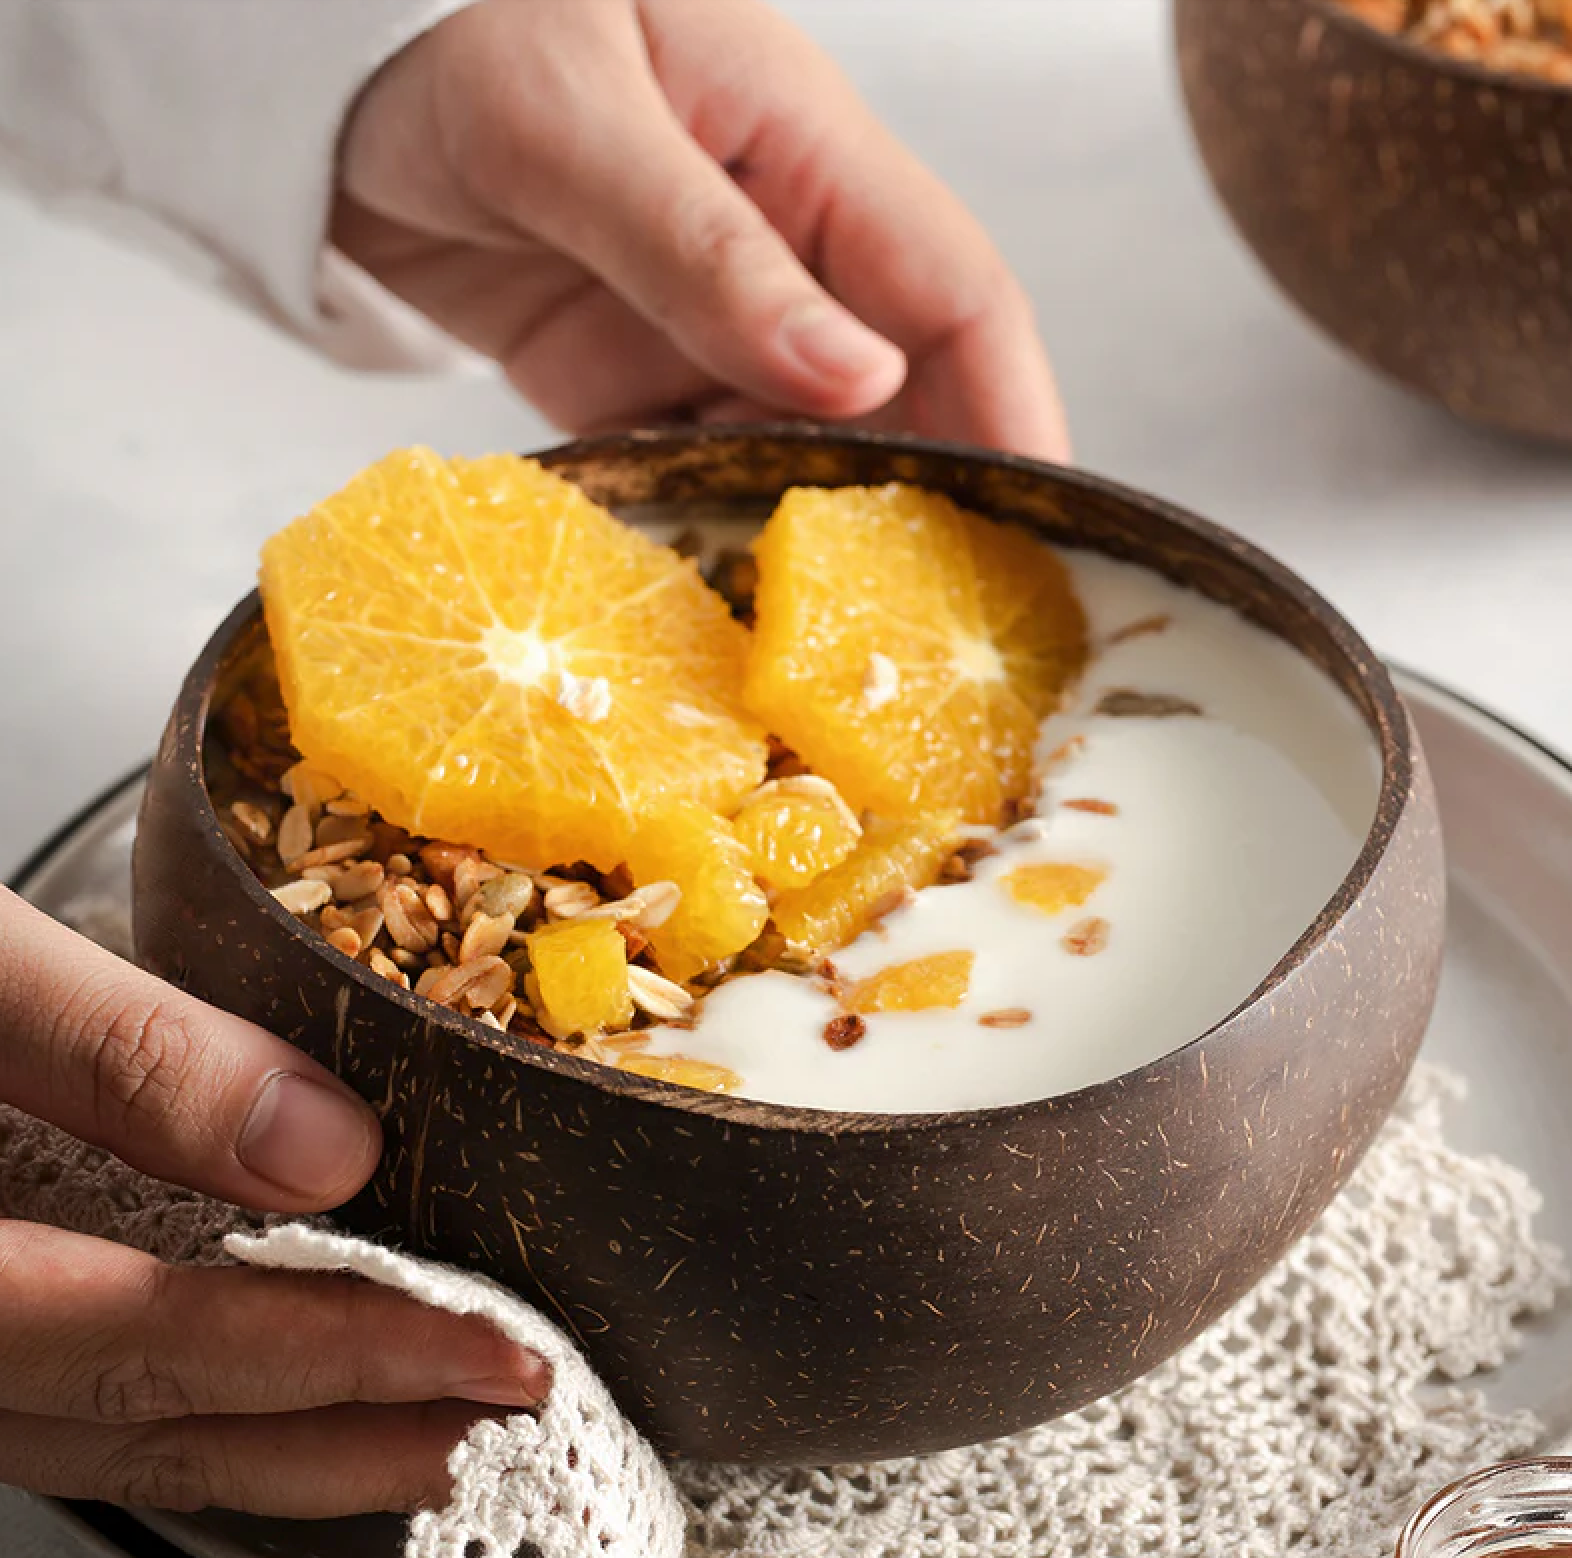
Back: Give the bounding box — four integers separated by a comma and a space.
132, 427, 1444, 1465
1176, 0, 1572, 443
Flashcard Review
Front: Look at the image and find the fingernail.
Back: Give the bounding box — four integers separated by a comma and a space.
779, 300, 902, 386
238, 1071, 379, 1200
449, 1352, 553, 1409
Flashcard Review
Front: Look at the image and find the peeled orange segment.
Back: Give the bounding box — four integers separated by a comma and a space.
1002, 862, 1106, 916
730, 776, 862, 891
526, 918, 632, 1038
846, 951, 975, 1014
745, 484, 1088, 825
259, 449, 766, 870
622, 800, 768, 983
770, 815, 959, 955
618, 1053, 742, 1094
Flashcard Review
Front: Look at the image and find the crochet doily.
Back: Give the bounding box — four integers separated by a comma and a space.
1, 898, 1565, 1558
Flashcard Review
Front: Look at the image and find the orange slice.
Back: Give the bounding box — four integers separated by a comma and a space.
770, 815, 959, 955
1002, 862, 1106, 916
730, 776, 862, 890
618, 1053, 742, 1094
526, 918, 632, 1038
259, 449, 766, 870
745, 484, 1087, 825
623, 800, 769, 983
846, 951, 974, 1013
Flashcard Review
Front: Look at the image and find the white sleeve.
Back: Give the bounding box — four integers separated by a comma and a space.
0, 0, 478, 368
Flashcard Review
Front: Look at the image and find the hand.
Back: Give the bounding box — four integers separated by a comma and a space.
333, 0, 1069, 459
0, 889, 550, 1516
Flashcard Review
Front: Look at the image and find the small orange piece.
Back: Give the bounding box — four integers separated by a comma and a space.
846, 951, 975, 1014
526, 918, 632, 1037
1002, 862, 1106, 917
260, 449, 766, 871
770, 815, 959, 954
745, 484, 1087, 824
731, 776, 862, 890
618, 1053, 743, 1094
623, 800, 769, 983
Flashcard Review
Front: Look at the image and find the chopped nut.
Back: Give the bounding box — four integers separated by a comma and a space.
979, 1008, 1032, 1029
939, 837, 999, 884
452, 853, 503, 909
419, 841, 480, 893
823, 1013, 867, 1052
628, 965, 696, 1020
1096, 688, 1202, 719
425, 883, 455, 923
460, 910, 516, 963
476, 1009, 506, 1031
1062, 798, 1119, 816
580, 880, 682, 929
291, 836, 373, 871
347, 905, 385, 947
1062, 916, 1111, 957
368, 947, 411, 990
271, 878, 333, 915
276, 803, 314, 865
319, 903, 349, 931
381, 879, 440, 953
386, 852, 414, 878
543, 880, 601, 919
325, 794, 370, 817
326, 926, 363, 958
282, 762, 343, 811
228, 801, 274, 845
315, 812, 370, 849
332, 859, 385, 903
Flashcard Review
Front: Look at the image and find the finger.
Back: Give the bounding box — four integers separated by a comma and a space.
0, 889, 380, 1212
499, 277, 723, 432
650, 0, 1070, 459
0, 1399, 488, 1517
465, 24, 906, 420
0, 1223, 551, 1422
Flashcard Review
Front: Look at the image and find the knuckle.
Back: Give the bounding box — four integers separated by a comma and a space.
671, 193, 773, 291
68, 981, 201, 1137
90, 1354, 195, 1425
108, 1426, 217, 1512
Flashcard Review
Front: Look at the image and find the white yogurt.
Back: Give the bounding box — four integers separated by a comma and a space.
640, 549, 1381, 1113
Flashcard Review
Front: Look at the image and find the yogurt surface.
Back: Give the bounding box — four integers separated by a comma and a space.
639, 547, 1381, 1113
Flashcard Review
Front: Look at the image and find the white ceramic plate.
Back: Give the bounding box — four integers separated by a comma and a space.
16, 669, 1572, 1557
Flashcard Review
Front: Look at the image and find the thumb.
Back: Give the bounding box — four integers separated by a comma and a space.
0, 889, 381, 1213
523, 101, 907, 420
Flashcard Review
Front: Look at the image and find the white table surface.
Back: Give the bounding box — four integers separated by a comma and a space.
4, 0, 1571, 1550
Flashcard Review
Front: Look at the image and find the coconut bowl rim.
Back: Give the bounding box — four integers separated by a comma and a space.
165, 424, 1417, 1138
1297, 0, 1572, 100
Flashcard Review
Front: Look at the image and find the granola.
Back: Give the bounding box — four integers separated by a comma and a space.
1340, 0, 1572, 82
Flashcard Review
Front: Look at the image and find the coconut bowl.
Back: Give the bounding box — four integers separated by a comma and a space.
1176, 0, 1572, 443
132, 426, 1444, 1465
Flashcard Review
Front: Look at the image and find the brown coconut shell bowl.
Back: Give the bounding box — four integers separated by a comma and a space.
1177, 0, 1572, 442
133, 427, 1444, 1465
